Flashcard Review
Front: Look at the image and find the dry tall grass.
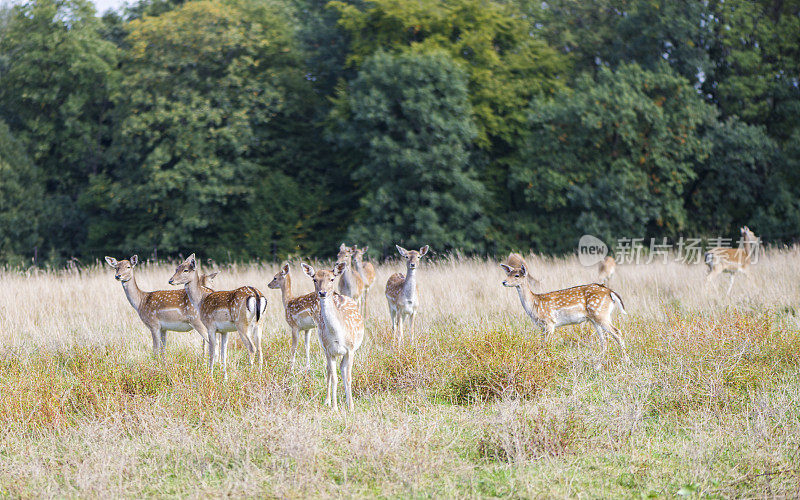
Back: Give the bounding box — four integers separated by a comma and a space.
1, 251, 799, 497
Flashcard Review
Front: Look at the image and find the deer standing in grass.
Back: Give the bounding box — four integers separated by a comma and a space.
499, 263, 629, 369
598, 256, 616, 285
704, 226, 760, 295
302, 262, 364, 411
336, 244, 366, 309
105, 255, 218, 357
386, 245, 429, 345
169, 254, 267, 378
268, 263, 318, 370
352, 245, 376, 317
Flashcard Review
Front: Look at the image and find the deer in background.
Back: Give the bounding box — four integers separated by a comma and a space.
499, 262, 629, 370
598, 256, 616, 285
704, 226, 760, 295
169, 254, 267, 378
302, 262, 365, 411
336, 243, 365, 307
105, 255, 216, 357
386, 245, 429, 345
268, 263, 318, 370
352, 245, 376, 317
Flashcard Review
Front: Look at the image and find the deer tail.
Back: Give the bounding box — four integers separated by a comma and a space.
610, 290, 626, 315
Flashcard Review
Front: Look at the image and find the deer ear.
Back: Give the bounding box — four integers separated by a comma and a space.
301, 263, 315, 278
419, 245, 429, 256
396, 245, 409, 257
206, 271, 219, 280
281, 263, 290, 275
499, 263, 513, 274
130, 255, 139, 267
104, 256, 118, 268
185, 253, 196, 270
333, 261, 347, 276
339, 243, 347, 252
363, 245, 369, 253
519, 264, 528, 277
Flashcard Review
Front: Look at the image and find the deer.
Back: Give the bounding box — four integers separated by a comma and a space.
385, 245, 429, 345
505, 252, 541, 288
352, 245, 376, 317
598, 256, 616, 285
301, 262, 365, 411
169, 253, 267, 378
704, 226, 760, 295
267, 263, 318, 371
336, 243, 365, 307
499, 262, 629, 370
105, 255, 217, 357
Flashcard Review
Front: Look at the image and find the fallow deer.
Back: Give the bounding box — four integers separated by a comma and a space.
302, 262, 365, 411
169, 254, 267, 378
267, 263, 318, 370
105, 255, 215, 357
598, 256, 616, 285
385, 245, 429, 344
352, 245, 376, 316
500, 263, 629, 369
704, 226, 760, 295
336, 243, 365, 307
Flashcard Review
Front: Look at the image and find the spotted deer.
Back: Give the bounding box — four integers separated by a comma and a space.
704, 226, 760, 295
105, 255, 217, 357
302, 262, 365, 411
169, 254, 267, 378
598, 256, 616, 285
267, 263, 318, 370
500, 262, 629, 369
386, 245, 429, 344
336, 243, 365, 307
352, 245, 376, 316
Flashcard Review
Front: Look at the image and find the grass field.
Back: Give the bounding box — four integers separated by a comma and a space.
1, 251, 799, 497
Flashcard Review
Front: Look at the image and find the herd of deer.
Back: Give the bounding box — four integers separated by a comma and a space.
104, 227, 760, 411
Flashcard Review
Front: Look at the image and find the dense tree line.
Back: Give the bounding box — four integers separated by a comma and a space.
0, 0, 798, 264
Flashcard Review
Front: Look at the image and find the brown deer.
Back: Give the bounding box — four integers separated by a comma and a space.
301, 262, 365, 411
267, 263, 318, 370
385, 245, 429, 344
336, 243, 365, 307
169, 254, 267, 378
598, 256, 616, 285
352, 245, 376, 317
704, 226, 760, 295
105, 255, 217, 357
499, 262, 629, 369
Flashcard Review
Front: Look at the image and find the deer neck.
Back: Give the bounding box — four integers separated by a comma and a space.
402, 264, 418, 301
516, 282, 540, 320
120, 275, 145, 311
353, 258, 366, 280
183, 270, 208, 310
318, 293, 344, 333
342, 260, 358, 287
280, 273, 295, 308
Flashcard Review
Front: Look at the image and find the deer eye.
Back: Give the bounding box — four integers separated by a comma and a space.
514, 274, 519, 278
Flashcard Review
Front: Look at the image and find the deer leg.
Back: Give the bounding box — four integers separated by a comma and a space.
340, 352, 352, 411
726, 274, 736, 295
219, 331, 229, 380
251, 322, 263, 369
159, 329, 168, 356
304, 328, 312, 371
289, 325, 299, 370
409, 312, 416, 344
363, 291, 369, 318
603, 322, 630, 363
397, 313, 404, 345
590, 321, 608, 370
325, 354, 337, 410
206, 328, 217, 372
148, 326, 161, 358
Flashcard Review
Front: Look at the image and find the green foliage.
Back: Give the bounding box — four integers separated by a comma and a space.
0, 120, 43, 264
513, 63, 713, 252
335, 51, 487, 252
0, 0, 118, 258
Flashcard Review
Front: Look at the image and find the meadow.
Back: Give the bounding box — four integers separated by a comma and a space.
1, 251, 799, 498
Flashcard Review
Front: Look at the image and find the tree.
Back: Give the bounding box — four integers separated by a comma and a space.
0, 0, 118, 259
512, 63, 714, 253
0, 120, 43, 264
334, 51, 487, 253
85, 0, 316, 259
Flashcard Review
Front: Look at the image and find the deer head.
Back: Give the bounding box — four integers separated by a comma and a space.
395, 245, 429, 270
105, 255, 139, 282
302, 262, 346, 298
